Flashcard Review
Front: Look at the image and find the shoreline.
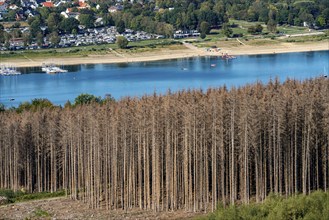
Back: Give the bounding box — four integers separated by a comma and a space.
1, 41, 328, 68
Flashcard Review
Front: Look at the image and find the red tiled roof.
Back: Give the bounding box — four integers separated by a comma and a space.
42, 1, 54, 7
0, 2, 6, 6
78, 2, 88, 8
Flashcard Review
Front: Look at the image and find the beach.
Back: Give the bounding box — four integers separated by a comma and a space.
2, 40, 328, 68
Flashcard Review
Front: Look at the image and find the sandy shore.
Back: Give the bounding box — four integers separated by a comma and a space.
2, 40, 328, 68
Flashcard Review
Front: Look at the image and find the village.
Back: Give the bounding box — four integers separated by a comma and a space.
0, 0, 160, 50
0, 26, 166, 50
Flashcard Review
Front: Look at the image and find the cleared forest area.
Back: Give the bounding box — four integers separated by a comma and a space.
1, 78, 329, 213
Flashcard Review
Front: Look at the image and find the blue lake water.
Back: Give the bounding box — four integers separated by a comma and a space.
1, 50, 328, 107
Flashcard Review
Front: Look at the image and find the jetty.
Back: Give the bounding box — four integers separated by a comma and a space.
0, 64, 21, 76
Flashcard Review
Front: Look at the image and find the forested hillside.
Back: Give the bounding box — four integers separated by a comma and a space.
1, 78, 329, 212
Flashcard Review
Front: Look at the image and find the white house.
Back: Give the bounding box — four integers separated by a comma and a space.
108, 5, 123, 13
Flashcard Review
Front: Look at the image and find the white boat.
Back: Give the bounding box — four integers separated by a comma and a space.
0, 64, 21, 76
42, 63, 68, 74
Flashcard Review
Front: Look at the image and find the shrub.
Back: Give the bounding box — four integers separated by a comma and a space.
116, 36, 128, 49
205, 191, 329, 220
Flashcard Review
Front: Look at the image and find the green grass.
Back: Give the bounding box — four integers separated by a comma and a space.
0, 188, 66, 205
283, 34, 329, 42
230, 19, 311, 35
0, 39, 181, 60
277, 25, 309, 35
32, 207, 51, 217
199, 190, 329, 220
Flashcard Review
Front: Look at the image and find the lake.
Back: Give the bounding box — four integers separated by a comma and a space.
1, 51, 328, 107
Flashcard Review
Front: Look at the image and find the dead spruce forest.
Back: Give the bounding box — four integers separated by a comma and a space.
1, 78, 329, 212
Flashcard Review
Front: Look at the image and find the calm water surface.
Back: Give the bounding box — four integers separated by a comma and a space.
1, 51, 328, 107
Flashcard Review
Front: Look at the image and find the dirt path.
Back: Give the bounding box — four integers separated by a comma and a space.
0, 197, 206, 219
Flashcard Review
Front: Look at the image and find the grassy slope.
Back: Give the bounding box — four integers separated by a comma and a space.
199, 190, 329, 220
188, 19, 328, 48
0, 39, 184, 61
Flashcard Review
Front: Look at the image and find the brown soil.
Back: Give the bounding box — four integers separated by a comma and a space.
0, 197, 207, 219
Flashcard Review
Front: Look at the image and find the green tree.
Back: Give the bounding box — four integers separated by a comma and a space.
116, 36, 128, 49
30, 98, 53, 110
49, 32, 60, 47
16, 98, 54, 113
72, 29, 78, 35
11, 29, 22, 38
37, 7, 50, 20
30, 18, 41, 37
6, 10, 17, 21
0, 30, 5, 43
4, 41, 10, 49
79, 14, 95, 28
267, 19, 277, 33
36, 32, 44, 47
102, 13, 114, 27
248, 24, 263, 34
255, 24, 263, 33
222, 23, 233, 37
200, 21, 211, 35
299, 12, 314, 27
116, 20, 126, 34
163, 23, 174, 38
322, 9, 329, 27
60, 18, 79, 34
200, 32, 206, 39
316, 16, 326, 28
22, 32, 32, 46
47, 13, 61, 32
74, 93, 101, 105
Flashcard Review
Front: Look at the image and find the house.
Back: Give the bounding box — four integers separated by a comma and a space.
24, 9, 37, 17
0, 1, 8, 12
60, 11, 80, 19
108, 5, 123, 13
78, 0, 90, 9
41, 0, 54, 7
21, 0, 38, 8
54, 1, 65, 7
9, 4, 19, 10
65, 7, 73, 13
9, 38, 24, 47
94, 17, 103, 26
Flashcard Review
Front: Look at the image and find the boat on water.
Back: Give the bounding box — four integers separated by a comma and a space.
42, 63, 68, 74
221, 53, 236, 60
0, 65, 21, 76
